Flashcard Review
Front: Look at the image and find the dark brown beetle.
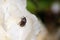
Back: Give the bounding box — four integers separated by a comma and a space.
19, 17, 27, 27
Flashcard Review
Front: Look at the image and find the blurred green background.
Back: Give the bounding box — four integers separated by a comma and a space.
26, 0, 59, 14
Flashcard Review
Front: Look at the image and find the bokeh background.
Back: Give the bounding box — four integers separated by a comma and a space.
26, 0, 60, 40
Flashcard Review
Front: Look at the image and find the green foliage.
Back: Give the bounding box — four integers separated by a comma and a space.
27, 0, 54, 14
26, 1, 37, 13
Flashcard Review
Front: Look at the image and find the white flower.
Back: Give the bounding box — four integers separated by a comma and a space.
0, 0, 47, 40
